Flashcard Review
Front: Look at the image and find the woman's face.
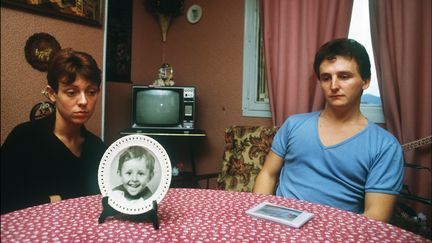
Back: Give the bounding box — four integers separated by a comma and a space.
119, 158, 151, 196
48, 76, 99, 126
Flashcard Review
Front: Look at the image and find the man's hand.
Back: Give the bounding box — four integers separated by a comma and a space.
49, 195, 62, 203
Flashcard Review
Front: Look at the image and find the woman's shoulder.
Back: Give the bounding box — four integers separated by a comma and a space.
1, 117, 54, 164
82, 128, 107, 148
10, 120, 34, 133
84, 131, 104, 144
5, 117, 51, 141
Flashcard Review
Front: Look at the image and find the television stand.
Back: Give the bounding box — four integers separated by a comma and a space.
120, 129, 208, 188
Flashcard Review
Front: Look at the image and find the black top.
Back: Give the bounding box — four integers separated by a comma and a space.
1, 114, 107, 214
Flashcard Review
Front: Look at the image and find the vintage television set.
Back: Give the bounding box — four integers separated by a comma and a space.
130, 85, 196, 131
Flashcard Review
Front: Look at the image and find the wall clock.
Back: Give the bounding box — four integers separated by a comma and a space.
186, 4, 202, 24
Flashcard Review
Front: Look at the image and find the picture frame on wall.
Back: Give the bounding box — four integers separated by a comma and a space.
0, 0, 102, 27
105, 0, 132, 82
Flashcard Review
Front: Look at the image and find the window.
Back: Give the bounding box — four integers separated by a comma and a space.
349, 0, 385, 123
242, 0, 384, 123
242, 0, 271, 117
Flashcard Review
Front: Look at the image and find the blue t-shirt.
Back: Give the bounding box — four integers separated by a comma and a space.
273, 111, 404, 213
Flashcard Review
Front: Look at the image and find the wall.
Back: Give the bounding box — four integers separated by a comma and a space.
1, 6, 105, 144
104, 0, 272, 182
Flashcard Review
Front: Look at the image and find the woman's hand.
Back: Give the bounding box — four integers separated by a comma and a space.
49, 195, 62, 203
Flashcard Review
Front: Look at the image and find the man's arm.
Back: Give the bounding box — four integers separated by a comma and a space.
363, 192, 398, 222
253, 151, 284, 195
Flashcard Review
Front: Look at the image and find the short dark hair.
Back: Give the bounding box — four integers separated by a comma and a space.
313, 38, 371, 80
47, 48, 101, 92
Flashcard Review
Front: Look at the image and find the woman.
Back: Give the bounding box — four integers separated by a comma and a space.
1, 49, 107, 214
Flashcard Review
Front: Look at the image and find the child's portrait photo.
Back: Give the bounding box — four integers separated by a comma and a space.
110, 145, 161, 204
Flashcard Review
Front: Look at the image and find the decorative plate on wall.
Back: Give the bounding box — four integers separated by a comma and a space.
186, 4, 202, 24
24, 32, 61, 72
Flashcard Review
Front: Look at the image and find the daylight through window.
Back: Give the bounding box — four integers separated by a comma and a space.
242, 0, 384, 123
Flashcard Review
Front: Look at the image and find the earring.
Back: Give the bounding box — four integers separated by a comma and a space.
41, 89, 49, 99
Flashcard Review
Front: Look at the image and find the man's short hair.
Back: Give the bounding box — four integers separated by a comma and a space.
313, 38, 371, 81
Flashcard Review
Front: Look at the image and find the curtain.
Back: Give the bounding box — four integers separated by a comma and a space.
261, 0, 353, 126
370, 0, 431, 216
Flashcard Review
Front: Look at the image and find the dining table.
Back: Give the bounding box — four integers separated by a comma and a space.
1, 188, 429, 242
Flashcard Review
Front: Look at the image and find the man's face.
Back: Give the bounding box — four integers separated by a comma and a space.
120, 158, 151, 196
49, 76, 99, 125
318, 56, 370, 109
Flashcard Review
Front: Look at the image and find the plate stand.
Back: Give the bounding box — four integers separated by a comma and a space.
98, 196, 159, 230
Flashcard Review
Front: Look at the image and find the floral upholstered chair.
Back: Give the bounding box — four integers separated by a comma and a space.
216, 126, 278, 192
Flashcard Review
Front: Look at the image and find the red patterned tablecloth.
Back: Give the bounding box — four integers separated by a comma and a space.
1, 188, 429, 242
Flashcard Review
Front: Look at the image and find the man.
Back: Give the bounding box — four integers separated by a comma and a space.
253, 38, 403, 222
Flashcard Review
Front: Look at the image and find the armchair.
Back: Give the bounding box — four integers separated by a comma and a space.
390, 136, 432, 239
216, 126, 278, 192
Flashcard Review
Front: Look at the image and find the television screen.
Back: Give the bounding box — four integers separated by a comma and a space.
135, 89, 180, 126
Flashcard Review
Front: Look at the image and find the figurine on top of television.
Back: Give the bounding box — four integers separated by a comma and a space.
153, 63, 174, 86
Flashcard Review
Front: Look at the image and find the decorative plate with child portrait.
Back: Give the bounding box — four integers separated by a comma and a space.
98, 135, 172, 215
